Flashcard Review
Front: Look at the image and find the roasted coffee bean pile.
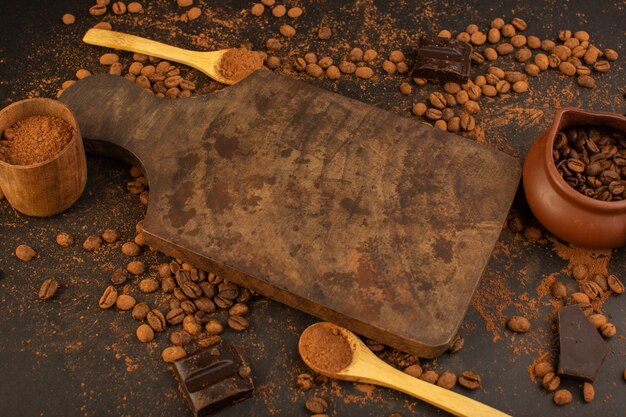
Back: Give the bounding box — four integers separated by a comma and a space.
553, 125, 626, 202
409, 18, 619, 133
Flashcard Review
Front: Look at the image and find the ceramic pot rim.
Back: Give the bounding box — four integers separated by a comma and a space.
0, 98, 82, 170
544, 107, 626, 212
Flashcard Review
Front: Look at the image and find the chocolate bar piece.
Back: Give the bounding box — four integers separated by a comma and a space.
174, 343, 253, 416
411, 36, 472, 83
557, 305, 608, 382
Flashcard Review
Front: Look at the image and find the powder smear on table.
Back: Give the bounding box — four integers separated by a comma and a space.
216, 48, 264, 83
1, 115, 73, 165
299, 323, 353, 374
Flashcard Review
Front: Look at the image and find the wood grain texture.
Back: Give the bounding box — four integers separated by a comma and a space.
59, 72, 521, 357
0, 98, 87, 217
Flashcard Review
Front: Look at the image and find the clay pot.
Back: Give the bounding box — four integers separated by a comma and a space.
0, 98, 87, 216
523, 107, 626, 249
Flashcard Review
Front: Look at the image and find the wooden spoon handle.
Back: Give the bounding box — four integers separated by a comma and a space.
351, 360, 511, 417
83, 29, 201, 70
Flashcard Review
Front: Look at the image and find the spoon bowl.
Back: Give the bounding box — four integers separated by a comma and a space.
299, 322, 511, 417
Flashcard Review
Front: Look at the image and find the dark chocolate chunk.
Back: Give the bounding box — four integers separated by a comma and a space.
557, 305, 608, 382
174, 343, 253, 416
411, 36, 472, 83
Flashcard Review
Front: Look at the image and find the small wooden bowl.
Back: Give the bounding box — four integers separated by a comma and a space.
0, 98, 87, 216
523, 107, 626, 248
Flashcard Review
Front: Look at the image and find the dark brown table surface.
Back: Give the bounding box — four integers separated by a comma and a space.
1, 1, 625, 417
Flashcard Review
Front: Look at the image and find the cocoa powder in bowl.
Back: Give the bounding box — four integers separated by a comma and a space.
216, 48, 264, 83
299, 322, 353, 373
0, 115, 73, 165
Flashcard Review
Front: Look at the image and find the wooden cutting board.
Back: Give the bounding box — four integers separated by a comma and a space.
60, 71, 520, 358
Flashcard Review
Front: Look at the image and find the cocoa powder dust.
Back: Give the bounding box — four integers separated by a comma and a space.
299, 322, 353, 374
1, 115, 73, 165
216, 48, 264, 83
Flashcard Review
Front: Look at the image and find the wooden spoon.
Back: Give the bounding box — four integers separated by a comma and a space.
298, 322, 511, 417
82, 28, 261, 85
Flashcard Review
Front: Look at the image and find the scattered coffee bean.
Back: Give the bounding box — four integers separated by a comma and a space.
458, 371, 481, 389
297, 373, 314, 391
534, 362, 554, 378
147, 309, 166, 332
162, 346, 186, 363
250, 3, 264, 16
205, 319, 224, 335
572, 264, 588, 280
132, 302, 150, 320
354, 67, 374, 79
61, 13, 75, 25
542, 372, 560, 391
523, 226, 543, 241
170, 329, 193, 346
116, 294, 136, 311
197, 334, 222, 349
436, 371, 457, 389
83, 235, 102, 252
127, 260, 145, 275
38, 278, 59, 301
89, 5, 107, 16
15, 244, 37, 261
139, 278, 159, 293
305, 396, 327, 414
99, 285, 118, 309
228, 315, 250, 331
553, 389, 572, 405
583, 382, 595, 403
136, 323, 154, 343
600, 322, 616, 338
507, 316, 531, 333
403, 364, 423, 378
318, 25, 332, 40
607, 275, 624, 294
55, 232, 74, 248
419, 370, 439, 384
287, 7, 303, 18
183, 315, 202, 335
448, 335, 464, 353
550, 281, 567, 299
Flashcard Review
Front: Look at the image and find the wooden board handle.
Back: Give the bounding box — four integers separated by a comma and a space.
83, 29, 201, 70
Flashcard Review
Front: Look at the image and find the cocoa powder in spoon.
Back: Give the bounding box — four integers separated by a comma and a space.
216, 48, 264, 83
300, 322, 353, 374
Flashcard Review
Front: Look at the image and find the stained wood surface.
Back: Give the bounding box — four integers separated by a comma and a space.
60, 71, 520, 357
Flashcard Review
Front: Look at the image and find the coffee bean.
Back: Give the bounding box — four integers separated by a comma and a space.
181, 281, 202, 299
553, 389, 572, 406
459, 113, 475, 131
82, 235, 102, 252
340, 61, 358, 74
355, 67, 374, 79
607, 275, 624, 294
447, 117, 460, 133
429, 92, 447, 109
205, 319, 224, 335
604, 49, 619, 61
136, 324, 154, 343
510, 34, 526, 48
403, 364, 422, 378
582, 382, 595, 403
506, 316, 531, 333
237, 288, 252, 303
458, 371, 481, 389
162, 346, 186, 363
170, 329, 193, 346
542, 372, 560, 391
181, 300, 196, 315
305, 396, 327, 414
496, 43, 514, 55
38, 278, 59, 301
279, 24, 296, 38
137, 278, 158, 293
132, 302, 150, 321
600, 322, 616, 338
111, 1, 126, 15
481, 85, 497, 97
287, 6, 303, 18
318, 25, 332, 40
166, 308, 185, 325
511, 17, 527, 30
589, 314, 607, 329
228, 315, 249, 331
550, 281, 567, 299
462, 101, 480, 115
183, 315, 202, 335
173, 288, 188, 302
55, 232, 74, 248
147, 309, 166, 332
594, 60, 610, 72
191, 297, 214, 314
425, 108, 443, 120
571, 292, 590, 304
197, 334, 222, 349
580, 281, 603, 300
89, 5, 107, 16
116, 294, 136, 311
592, 274, 609, 292
419, 370, 439, 384
127, 261, 145, 275
436, 371, 457, 389
399, 82, 412, 95
99, 286, 118, 309
572, 264, 588, 280
491, 18, 505, 29
534, 362, 554, 378
515, 48, 532, 62
161, 276, 176, 293
559, 62, 577, 76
